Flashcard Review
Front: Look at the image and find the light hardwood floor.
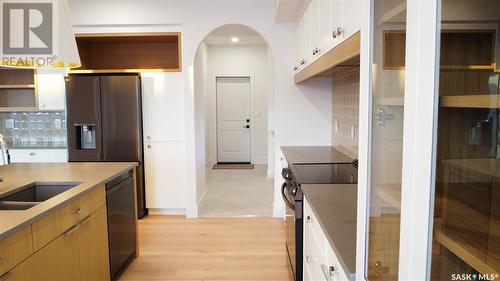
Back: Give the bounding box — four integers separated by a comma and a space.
118, 216, 291, 281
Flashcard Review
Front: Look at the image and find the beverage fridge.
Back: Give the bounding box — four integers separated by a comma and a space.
65, 74, 147, 218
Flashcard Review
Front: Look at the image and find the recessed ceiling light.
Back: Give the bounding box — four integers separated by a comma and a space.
231, 37, 239, 43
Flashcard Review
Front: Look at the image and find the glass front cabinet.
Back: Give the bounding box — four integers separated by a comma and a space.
358, 0, 500, 280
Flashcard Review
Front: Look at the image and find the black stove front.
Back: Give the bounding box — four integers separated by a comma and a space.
281, 162, 357, 281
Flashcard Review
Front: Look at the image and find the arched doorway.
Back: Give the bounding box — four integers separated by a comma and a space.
193, 24, 276, 217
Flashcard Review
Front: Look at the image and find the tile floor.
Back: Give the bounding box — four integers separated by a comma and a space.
198, 164, 274, 217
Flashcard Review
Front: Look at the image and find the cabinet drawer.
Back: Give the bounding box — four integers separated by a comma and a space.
325, 243, 350, 281
34, 222, 81, 281
0, 256, 35, 281
32, 186, 105, 250
0, 227, 33, 276
304, 196, 327, 246
304, 226, 326, 281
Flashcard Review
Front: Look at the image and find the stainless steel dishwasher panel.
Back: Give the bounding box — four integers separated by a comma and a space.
106, 172, 137, 279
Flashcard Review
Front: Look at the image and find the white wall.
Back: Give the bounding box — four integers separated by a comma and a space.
204, 44, 269, 165
69, 0, 332, 218
194, 42, 208, 204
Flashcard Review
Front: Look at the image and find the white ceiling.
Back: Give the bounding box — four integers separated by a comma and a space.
204, 24, 267, 46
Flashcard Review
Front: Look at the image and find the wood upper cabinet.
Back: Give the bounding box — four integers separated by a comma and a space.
0, 68, 66, 111
78, 206, 110, 281
0, 68, 37, 111
72, 33, 182, 73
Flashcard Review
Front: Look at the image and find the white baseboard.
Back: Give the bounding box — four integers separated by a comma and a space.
273, 201, 285, 218
185, 205, 198, 218
267, 167, 274, 179
148, 208, 186, 215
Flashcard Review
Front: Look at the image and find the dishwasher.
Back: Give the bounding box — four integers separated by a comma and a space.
106, 170, 137, 279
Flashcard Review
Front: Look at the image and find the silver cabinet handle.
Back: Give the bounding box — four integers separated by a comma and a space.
293, 66, 298, 71
29, 152, 35, 156
0, 272, 13, 281
332, 27, 343, 38
146, 136, 151, 140
306, 215, 312, 223
321, 264, 337, 281
80, 214, 94, 225
64, 224, 80, 236
147, 145, 151, 149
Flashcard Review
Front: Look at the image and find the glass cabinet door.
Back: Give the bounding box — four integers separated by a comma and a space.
430, 1, 500, 279
366, 1, 407, 280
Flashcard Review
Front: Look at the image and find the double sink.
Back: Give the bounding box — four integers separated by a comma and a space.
0, 183, 79, 210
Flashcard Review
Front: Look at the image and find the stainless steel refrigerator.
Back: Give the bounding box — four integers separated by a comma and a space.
65, 75, 147, 218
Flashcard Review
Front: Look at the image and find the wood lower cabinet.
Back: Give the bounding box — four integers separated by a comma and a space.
34, 224, 81, 281
0, 227, 33, 276
34, 205, 110, 281
1, 256, 36, 281
78, 206, 110, 281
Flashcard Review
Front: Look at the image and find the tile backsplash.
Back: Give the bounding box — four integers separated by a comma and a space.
0, 111, 67, 148
332, 68, 359, 159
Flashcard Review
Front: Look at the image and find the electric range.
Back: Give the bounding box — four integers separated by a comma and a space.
281, 161, 358, 281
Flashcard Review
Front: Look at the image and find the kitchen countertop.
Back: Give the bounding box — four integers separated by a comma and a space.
281, 146, 353, 164
301, 184, 357, 280
0, 162, 137, 239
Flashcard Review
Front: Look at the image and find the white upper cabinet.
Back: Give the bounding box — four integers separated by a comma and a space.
309, 0, 321, 59
36, 70, 66, 111
340, 0, 361, 40
321, 0, 342, 53
141, 72, 185, 141
298, 13, 308, 69
295, 0, 361, 70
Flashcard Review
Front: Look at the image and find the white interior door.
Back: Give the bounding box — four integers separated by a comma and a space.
216, 77, 251, 163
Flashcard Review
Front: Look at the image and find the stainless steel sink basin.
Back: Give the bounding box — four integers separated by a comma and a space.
0, 201, 40, 210
0, 183, 79, 210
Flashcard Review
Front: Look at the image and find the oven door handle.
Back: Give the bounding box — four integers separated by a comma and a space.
281, 182, 295, 210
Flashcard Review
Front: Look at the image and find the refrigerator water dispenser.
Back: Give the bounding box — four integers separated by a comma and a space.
75, 124, 96, 149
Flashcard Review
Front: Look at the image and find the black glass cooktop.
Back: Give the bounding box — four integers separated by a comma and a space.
290, 163, 358, 184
